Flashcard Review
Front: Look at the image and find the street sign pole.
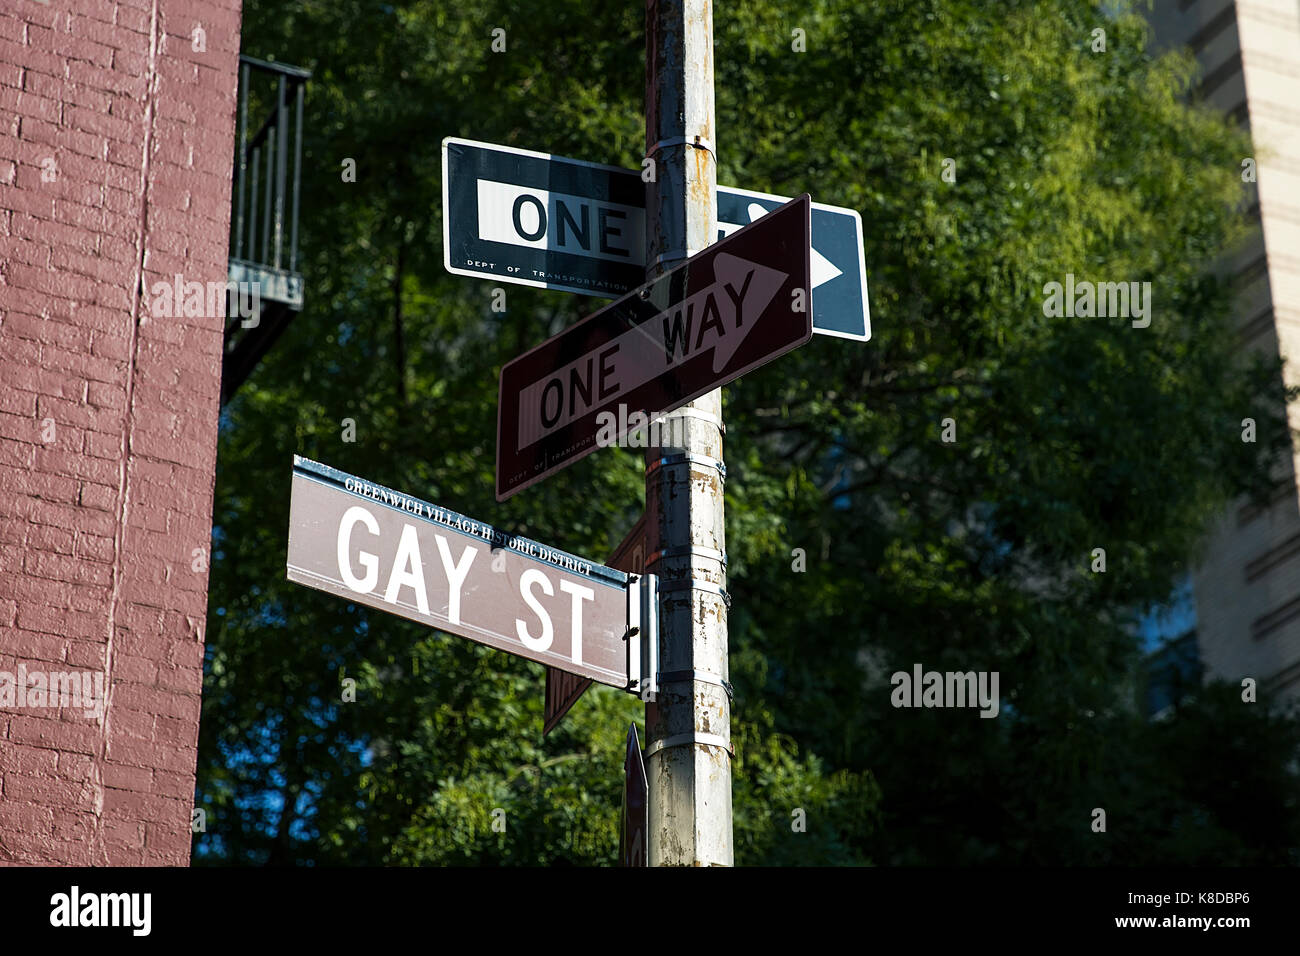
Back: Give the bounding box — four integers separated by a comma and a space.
644, 0, 732, 866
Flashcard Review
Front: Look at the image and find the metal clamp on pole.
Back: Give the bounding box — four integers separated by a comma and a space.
643, 731, 733, 759
645, 452, 726, 482
645, 134, 716, 161
677, 405, 726, 434
653, 405, 725, 435
656, 577, 731, 607
657, 668, 734, 700
646, 544, 727, 570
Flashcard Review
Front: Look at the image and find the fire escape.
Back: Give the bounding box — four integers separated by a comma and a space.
221, 56, 310, 406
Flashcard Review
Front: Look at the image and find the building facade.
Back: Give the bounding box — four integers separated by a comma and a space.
1149, 0, 1300, 702
0, 0, 241, 864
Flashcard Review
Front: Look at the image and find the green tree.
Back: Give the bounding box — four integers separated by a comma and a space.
196, 0, 1299, 866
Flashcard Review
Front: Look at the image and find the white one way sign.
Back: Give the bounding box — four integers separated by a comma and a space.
442, 137, 870, 341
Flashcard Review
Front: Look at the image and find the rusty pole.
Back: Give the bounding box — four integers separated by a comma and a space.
643, 0, 732, 866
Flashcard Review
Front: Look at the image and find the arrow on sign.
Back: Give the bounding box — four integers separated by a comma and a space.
719, 202, 842, 290
514, 253, 787, 450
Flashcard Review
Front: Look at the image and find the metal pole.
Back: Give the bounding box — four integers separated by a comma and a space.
644, 0, 731, 867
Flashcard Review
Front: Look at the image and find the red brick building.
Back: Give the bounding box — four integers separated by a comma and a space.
0, 0, 243, 864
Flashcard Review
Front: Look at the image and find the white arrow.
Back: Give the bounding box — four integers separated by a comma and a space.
719, 202, 842, 289
516, 253, 788, 448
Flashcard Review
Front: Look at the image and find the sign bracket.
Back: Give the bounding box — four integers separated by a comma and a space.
646, 544, 726, 570
655, 405, 725, 434
656, 668, 734, 700
643, 731, 734, 760
640, 573, 659, 701
645, 452, 727, 482
645, 134, 716, 160
656, 578, 731, 608
626, 575, 642, 694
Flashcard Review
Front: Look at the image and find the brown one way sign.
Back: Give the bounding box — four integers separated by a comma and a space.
286, 457, 651, 690
497, 193, 812, 500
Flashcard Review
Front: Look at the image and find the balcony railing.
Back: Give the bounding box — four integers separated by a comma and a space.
222, 55, 310, 406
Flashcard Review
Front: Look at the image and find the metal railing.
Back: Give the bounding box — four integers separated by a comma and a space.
222, 55, 310, 405
230, 55, 309, 297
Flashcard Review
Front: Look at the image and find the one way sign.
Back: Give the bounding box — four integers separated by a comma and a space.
716, 188, 869, 342
497, 194, 812, 499
442, 138, 869, 341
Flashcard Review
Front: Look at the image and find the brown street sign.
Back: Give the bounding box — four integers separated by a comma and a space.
286, 456, 650, 689
497, 193, 812, 500
620, 722, 648, 867
543, 513, 648, 735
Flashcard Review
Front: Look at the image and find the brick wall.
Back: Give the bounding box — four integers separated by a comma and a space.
0, 0, 242, 864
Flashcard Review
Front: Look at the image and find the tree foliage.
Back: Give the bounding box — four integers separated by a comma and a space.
196, 0, 1300, 866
